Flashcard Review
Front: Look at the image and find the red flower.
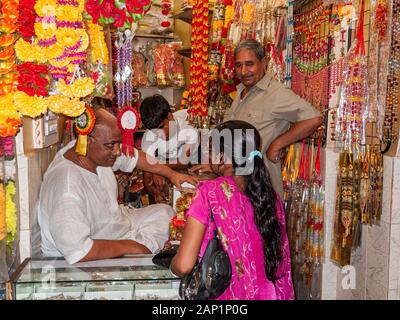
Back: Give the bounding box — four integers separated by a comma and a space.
100, 0, 114, 19
92, 71, 99, 82
18, 0, 36, 38
112, 7, 128, 28
126, 0, 151, 13
86, 0, 101, 23
160, 20, 171, 28
17, 63, 49, 97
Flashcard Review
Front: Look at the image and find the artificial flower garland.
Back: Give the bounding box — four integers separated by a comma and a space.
0, 137, 15, 160
187, 0, 209, 125
0, 95, 22, 137
57, 77, 95, 99
18, 0, 37, 39
86, 20, 109, 65
0, 184, 6, 242
85, 0, 153, 29
17, 62, 50, 97
5, 180, 17, 247
0, 0, 19, 100
15, 0, 89, 83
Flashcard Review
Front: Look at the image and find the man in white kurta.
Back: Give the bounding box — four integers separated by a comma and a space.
37, 108, 197, 264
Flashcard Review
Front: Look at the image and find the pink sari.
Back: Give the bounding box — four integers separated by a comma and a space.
187, 176, 294, 300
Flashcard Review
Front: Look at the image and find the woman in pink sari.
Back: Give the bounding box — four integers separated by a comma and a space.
171, 120, 294, 300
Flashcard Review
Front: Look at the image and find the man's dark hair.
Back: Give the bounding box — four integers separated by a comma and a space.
139, 94, 171, 129
234, 39, 265, 61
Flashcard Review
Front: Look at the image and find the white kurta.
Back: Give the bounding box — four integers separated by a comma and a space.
37, 141, 174, 264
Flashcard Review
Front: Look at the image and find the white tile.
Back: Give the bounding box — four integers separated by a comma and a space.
366, 222, 391, 299
388, 289, 399, 300
321, 149, 340, 300
391, 159, 400, 224
366, 281, 388, 300
19, 229, 31, 261
336, 226, 367, 300
381, 156, 393, 224
389, 223, 400, 290
17, 155, 30, 230
321, 261, 339, 300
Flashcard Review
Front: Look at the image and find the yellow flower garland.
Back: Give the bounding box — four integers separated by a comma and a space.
13, 91, 48, 118
47, 95, 85, 117
56, 5, 81, 22
34, 0, 58, 17
5, 181, 17, 247
57, 77, 95, 99
15, 39, 48, 63
87, 20, 109, 65
56, 27, 81, 47
0, 184, 6, 241
34, 22, 57, 40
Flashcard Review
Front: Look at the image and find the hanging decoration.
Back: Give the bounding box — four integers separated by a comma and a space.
117, 106, 140, 157
283, 138, 324, 300
0, 95, 21, 138
17, 0, 36, 39
187, 0, 209, 128
85, 0, 152, 30
75, 106, 96, 156
383, 0, 399, 148
0, 0, 19, 100
0, 183, 5, 242
86, 20, 113, 99
285, 0, 293, 87
329, 0, 386, 267
114, 28, 134, 108
5, 180, 17, 248
16, 63, 50, 97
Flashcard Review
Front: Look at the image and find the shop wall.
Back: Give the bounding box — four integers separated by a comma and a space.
15, 130, 58, 261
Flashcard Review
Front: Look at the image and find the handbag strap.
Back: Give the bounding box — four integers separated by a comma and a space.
209, 208, 219, 238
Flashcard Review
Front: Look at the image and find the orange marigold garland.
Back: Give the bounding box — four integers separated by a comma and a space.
187, 0, 209, 127
0, 0, 19, 99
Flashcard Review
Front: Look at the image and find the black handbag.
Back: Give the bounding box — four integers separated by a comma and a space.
179, 210, 232, 300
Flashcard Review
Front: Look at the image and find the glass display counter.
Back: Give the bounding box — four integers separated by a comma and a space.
9, 255, 180, 300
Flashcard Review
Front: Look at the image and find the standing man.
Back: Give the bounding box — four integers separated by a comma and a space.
222, 39, 322, 197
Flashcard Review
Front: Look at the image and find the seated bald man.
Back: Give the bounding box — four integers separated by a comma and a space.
37, 106, 198, 264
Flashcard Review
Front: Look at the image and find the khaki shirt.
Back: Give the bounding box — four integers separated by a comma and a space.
223, 74, 321, 198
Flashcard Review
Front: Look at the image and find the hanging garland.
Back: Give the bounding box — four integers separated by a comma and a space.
0, 183, 5, 242
0, 95, 21, 138
5, 180, 17, 247
383, 0, 399, 148
187, 0, 209, 127
0, 0, 19, 99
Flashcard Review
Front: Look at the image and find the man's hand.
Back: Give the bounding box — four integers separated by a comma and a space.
266, 141, 283, 163
154, 189, 168, 203
153, 174, 167, 192
188, 164, 212, 175
168, 173, 199, 192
